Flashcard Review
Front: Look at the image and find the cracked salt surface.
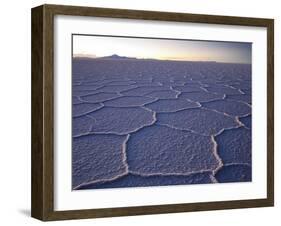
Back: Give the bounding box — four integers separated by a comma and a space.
145, 98, 199, 112
104, 96, 156, 107
81, 92, 120, 103
73, 84, 102, 91
157, 108, 239, 135
180, 91, 224, 103
121, 86, 169, 96
227, 94, 251, 104
215, 127, 251, 165
73, 103, 103, 117
72, 96, 84, 104
72, 134, 128, 188
239, 115, 251, 129
205, 84, 243, 95
95, 85, 138, 93
215, 164, 252, 183
173, 85, 204, 92
146, 90, 179, 99
72, 58, 252, 189
87, 106, 155, 135
78, 172, 214, 189
202, 99, 251, 117
126, 125, 220, 175
73, 116, 94, 137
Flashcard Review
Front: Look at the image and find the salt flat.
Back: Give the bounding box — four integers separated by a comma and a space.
72, 57, 252, 190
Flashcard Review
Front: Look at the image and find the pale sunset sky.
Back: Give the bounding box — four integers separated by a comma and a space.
73, 34, 252, 64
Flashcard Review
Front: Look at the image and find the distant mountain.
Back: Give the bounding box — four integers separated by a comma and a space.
99, 54, 137, 60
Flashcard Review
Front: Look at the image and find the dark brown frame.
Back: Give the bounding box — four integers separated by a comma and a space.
31, 4, 274, 221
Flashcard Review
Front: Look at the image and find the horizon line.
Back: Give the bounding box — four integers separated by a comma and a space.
72, 54, 252, 65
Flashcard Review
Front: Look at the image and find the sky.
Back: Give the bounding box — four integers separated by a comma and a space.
73, 34, 252, 64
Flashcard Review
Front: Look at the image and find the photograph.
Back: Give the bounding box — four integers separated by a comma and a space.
71, 35, 252, 190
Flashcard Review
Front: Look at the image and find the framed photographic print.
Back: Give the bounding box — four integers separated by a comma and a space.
31, 4, 274, 221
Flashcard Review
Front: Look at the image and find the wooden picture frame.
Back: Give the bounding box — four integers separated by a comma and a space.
31, 4, 274, 221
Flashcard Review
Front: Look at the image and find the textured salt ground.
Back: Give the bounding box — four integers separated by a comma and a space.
81, 92, 120, 103
73, 84, 102, 91
73, 90, 99, 97
126, 125, 220, 175
73, 116, 94, 137
157, 108, 239, 135
121, 86, 170, 96
72, 96, 84, 104
227, 94, 252, 104
241, 89, 251, 95
145, 98, 199, 112
215, 127, 251, 165
160, 81, 185, 86
180, 91, 224, 103
146, 90, 179, 99
107, 80, 136, 86
73, 103, 103, 117
104, 96, 156, 107
72, 58, 252, 189
95, 85, 138, 93
239, 115, 251, 129
229, 82, 251, 90
173, 85, 204, 93
215, 165, 252, 183
202, 100, 251, 117
205, 85, 242, 95
72, 134, 128, 188
134, 82, 162, 87
87, 107, 155, 135
78, 172, 213, 189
